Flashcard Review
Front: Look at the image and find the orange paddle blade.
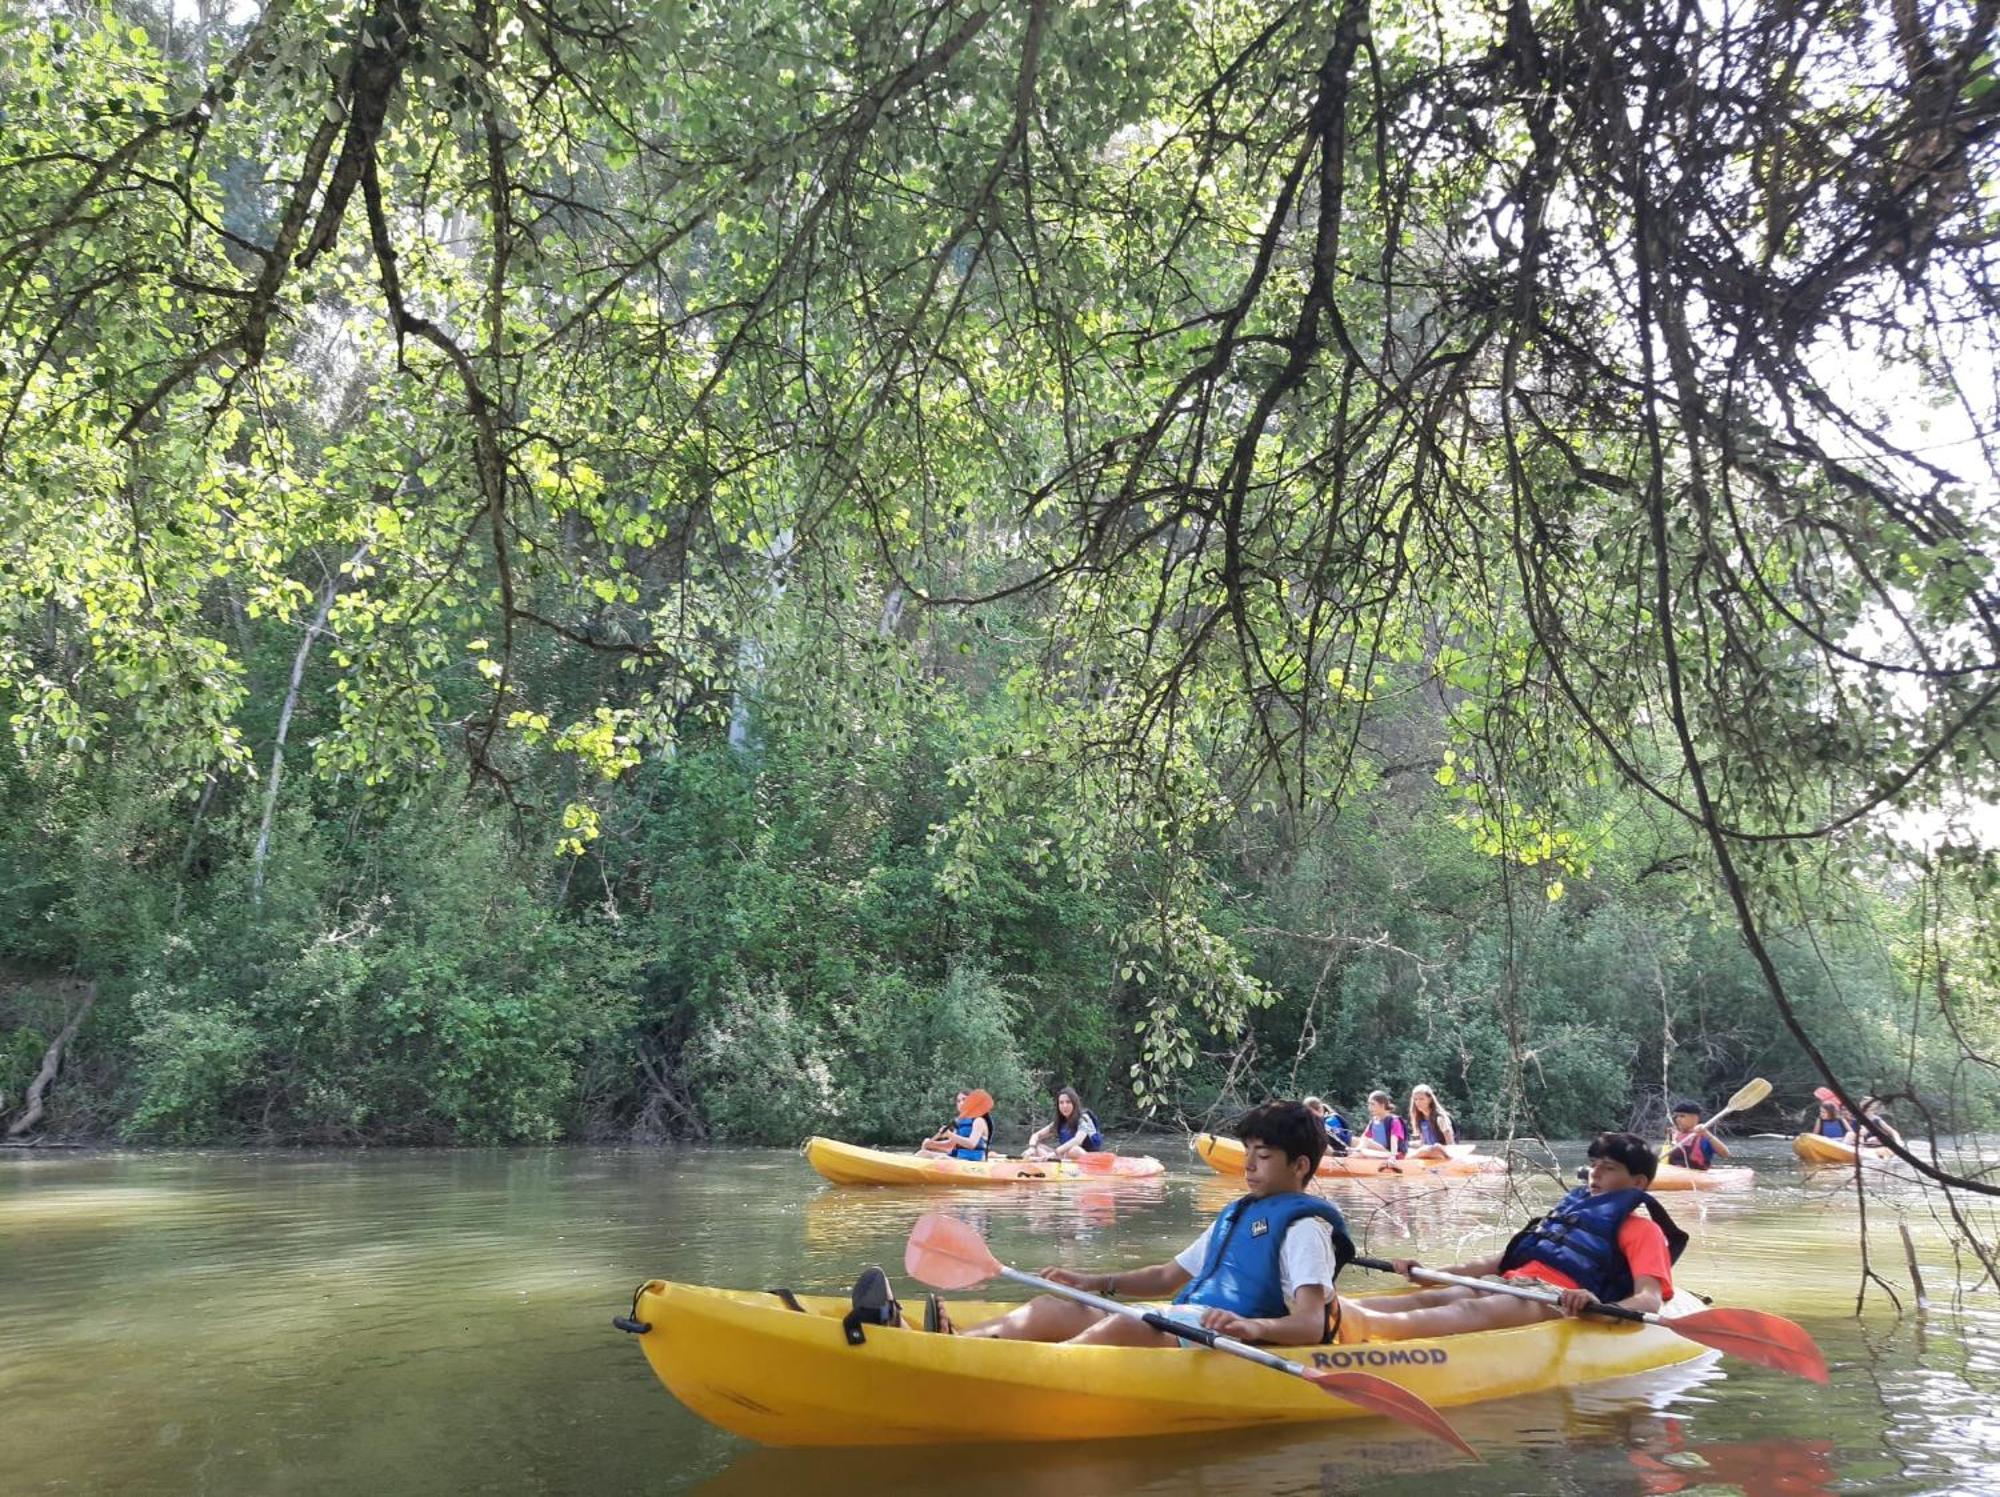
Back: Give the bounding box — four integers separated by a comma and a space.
1674, 1307, 1829, 1383
961, 1088, 994, 1117
1309, 1369, 1480, 1458
1072, 1150, 1119, 1173
905, 1212, 1001, 1290
1813, 1086, 1839, 1104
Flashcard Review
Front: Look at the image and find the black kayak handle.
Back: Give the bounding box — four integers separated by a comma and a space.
1350, 1254, 1648, 1325
1140, 1310, 1219, 1347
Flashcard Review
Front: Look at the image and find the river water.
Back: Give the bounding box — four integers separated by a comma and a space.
3, 1138, 1997, 1495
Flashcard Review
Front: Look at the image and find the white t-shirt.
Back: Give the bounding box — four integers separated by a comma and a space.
1173, 1216, 1339, 1312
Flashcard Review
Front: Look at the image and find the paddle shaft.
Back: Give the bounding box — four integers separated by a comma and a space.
1352, 1255, 1651, 1326
1685, 1102, 1745, 1137
993, 1264, 1318, 1376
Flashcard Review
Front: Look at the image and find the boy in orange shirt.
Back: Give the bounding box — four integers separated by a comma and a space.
1333, 1131, 1684, 1341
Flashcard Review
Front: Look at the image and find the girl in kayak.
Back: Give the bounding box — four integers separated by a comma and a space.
1302, 1096, 1353, 1154
1331, 1131, 1685, 1342
1665, 1100, 1730, 1170
955, 1100, 1353, 1347
1353, 1090, 1409, 1157
1809, 1093, 1851, 1139
1407, 1084, 1457, 1159
1025, 1087, 1103, 1160
918, 1089, 993, 1160
1856, 1097, 1904, 1148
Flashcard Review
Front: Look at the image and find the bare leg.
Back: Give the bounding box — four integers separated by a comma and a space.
959, 1294, 1104, 1341
1339, 1292, 1556, 1342
1065, 1313, 1179, 1348
1352, 1284, 1481, 1312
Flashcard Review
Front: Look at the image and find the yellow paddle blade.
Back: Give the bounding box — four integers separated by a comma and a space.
1722, 1077, 1772, 1114
905, 1213, 1001, 1290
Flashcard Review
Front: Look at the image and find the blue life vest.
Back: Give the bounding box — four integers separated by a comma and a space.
1058, 1110, 1104, 1151
1669, 1133, 1715, 1169
1416, 1117, 1444, 1147
1174, 1192, 1355, 1326
1323, 1113, 1353, 1148
1366, 1115, 1406, 1155
1499, 1186, 1687, 1303
950, 1115, 989, 1161
1817, 1117, 1849, 1139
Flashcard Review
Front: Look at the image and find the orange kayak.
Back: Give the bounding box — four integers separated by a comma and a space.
1191, 1132, 1506, 1178
1648, 1162, 1754, 1191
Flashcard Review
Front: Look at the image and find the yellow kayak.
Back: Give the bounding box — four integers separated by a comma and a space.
803, 1136, 1166, 1186
624, 1279, 1713, 1446
1792, 1133, 1889, 1165
1192, 1133, 1506, 1179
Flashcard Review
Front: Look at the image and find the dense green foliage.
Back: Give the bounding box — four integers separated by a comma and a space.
0, 668, 1986, 1143
1, 0, 1996, 1154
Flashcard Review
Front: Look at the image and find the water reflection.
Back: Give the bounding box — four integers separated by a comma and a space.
1630, 1429, 1838, 1496
801, 1175, 1169, 1240
5, 1139, 2000, 1496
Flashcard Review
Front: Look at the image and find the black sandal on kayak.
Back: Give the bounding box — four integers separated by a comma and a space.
923, 1293, 957, 1334
843, 1266, 903, 1343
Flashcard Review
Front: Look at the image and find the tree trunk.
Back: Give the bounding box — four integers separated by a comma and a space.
252, 545, 366, 901
5, 982, 97, 1138
726, 529, 793, 755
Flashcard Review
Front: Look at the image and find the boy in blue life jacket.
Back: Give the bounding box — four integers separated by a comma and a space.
1331, 1131, 1686, 1342
1303, 1095, 1353, 1154
956, 1100, 1354, 1347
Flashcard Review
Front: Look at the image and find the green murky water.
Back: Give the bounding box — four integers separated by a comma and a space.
2, 1139, 1996, 1495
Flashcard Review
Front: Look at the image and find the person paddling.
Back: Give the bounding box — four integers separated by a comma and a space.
1302, 1095, 1353, 1155
1331, 1131, 1685, 1342
1407, 1084, 1457, 1159
918, 1088, 993, 1160
1353, 1089, 1409, 1158
1025, 1087, 1103, 1161
944, 1101, 1353, 1347
1665, 1099, 1731, 1170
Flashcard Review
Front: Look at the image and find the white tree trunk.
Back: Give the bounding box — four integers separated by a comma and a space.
252, 545, 367, 901
726, 529, 793, 755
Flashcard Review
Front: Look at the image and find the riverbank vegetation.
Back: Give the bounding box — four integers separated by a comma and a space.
1, 0, 1995, 1162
